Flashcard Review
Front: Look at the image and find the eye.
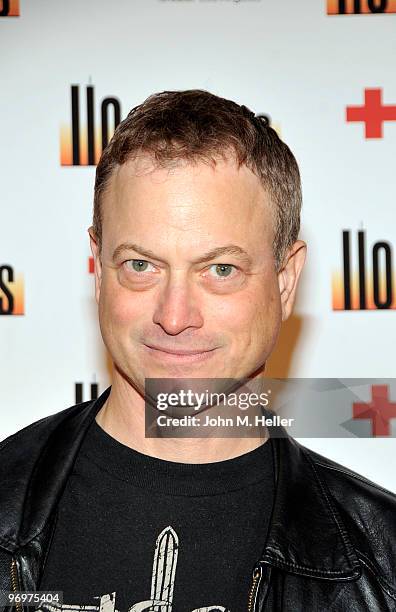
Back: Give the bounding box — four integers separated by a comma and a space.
124, 259, 156, 273
208, 264, 237, 279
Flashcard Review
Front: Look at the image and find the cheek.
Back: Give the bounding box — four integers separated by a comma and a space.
254, 284, 282, 355
99, 277, 147, 329
213, 279, 281, 344
210, 290, 280, 338
254, 279, 282, 330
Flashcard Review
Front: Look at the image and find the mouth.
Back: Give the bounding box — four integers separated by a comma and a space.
143, 344, 219, 363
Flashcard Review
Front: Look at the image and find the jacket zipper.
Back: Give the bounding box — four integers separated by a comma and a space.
10, 557, 23, 612
247, 564, 263, 611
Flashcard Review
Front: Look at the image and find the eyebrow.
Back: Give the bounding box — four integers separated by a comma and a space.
111, 242, 253, 266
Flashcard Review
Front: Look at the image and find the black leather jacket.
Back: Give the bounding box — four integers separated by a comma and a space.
1, 386, 396, 612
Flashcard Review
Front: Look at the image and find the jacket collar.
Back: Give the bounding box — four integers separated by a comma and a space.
0, 386, 361, 581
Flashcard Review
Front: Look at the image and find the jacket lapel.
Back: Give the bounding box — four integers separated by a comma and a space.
0, 387, 111, 553
262, 431, 362, 580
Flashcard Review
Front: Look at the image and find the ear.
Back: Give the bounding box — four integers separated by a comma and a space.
277, 240, 307, 322
88, 227, 102, 305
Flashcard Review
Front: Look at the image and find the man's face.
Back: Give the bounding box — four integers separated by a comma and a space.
90, 155, 304, 391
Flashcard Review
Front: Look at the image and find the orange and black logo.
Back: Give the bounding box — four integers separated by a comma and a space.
60, 84, 122, 166
332, 230, 396, 310
0, 1, 19, 16
0, 265, 24, 315
327, 0, 396, 14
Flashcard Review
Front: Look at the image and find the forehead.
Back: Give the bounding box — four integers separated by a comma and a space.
101, 154, 274, 253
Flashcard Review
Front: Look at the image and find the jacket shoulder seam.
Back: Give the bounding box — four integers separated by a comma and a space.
0, 418, 48, 453
314, 461, 396, 499
0, 402, 92, 454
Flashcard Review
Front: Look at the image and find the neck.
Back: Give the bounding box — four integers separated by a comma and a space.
95, 371, 268, 464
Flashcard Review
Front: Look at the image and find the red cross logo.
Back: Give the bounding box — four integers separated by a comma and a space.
353, 384, 396, 436
346, 88, 396, 138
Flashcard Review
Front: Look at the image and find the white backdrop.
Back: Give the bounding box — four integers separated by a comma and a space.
1, 0, 395, 491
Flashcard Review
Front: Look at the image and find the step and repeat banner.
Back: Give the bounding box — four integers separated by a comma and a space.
1, 0, 395, 490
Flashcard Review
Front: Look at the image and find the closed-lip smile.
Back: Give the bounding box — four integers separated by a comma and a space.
143, 344, 219, 362
144, 344, 217, 356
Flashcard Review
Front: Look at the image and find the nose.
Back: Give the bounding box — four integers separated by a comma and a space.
152, 273, 204, 336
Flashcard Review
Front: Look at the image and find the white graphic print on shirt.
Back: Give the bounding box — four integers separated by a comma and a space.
37, 526, 229, 612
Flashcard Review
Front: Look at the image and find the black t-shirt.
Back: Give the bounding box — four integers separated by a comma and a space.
39, 418, 274, 612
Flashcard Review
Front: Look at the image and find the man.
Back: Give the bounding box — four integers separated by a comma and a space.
0, 90, 395, 612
